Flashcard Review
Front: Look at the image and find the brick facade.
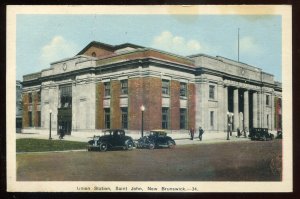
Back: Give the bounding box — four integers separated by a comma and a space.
82, 46, 114, 58
33, 92, 40, 127
111, 80, 121, 129
170, 80, 180, 130
188, 83, 196, 129
95, 82, 104, 129
128, 78, 143, 130
143, 77, 162, 130
22, 93, 29, 128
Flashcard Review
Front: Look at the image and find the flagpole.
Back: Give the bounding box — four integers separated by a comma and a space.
238, 28, 240, 62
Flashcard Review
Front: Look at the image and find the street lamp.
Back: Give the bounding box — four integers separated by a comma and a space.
227, 112, 230, 140
140, 105, 145, 138
49, 109, 52, 140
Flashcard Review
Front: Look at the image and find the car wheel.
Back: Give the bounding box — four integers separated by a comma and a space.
99, 143, 108, 152
149, 143, 155, 150
168, 140, 175, 149
262, 135, 267, 141
126, 140, 134, 150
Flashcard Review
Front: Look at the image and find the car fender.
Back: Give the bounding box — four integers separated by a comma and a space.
125, 139, 135, 147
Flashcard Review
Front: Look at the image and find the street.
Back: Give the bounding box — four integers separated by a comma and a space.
17, 140, 282, 181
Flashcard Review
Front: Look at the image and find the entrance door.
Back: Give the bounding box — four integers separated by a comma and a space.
57, 108, 72, 135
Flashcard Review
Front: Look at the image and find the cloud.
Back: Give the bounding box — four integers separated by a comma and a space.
239, 36, 263, 55
39, 36, 78, 67
151, 31, 202, 55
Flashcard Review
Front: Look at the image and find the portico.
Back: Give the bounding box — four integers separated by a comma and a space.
191, 54, 281, 133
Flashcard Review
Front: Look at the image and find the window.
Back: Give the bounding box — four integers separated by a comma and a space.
210, 111, 214, 127
162, 80, 170, 95
92, 52, 96, 57
180, 83, 187, 97
162, 108, 169, 129
28, 111, 32, 127
28, 93, 32, 103
180, 108, 187, 129
104, 82, 110, 96
266, 95, 270, 106
209, 85, 215, 99
121, 80, 128, 95
267, 114, 269, 128
121, 108, 128, 129
37, 111, 41, 127
59, 85, 72, 108
104, 108, 110, 129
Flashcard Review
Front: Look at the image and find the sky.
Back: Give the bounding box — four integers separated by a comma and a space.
16, 14, 282, 81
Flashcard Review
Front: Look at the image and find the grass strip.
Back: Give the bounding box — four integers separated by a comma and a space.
17, 138, 87, 152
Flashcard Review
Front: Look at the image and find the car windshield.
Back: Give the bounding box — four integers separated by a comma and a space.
150, 131, 166, 137
93, 136, 100, 140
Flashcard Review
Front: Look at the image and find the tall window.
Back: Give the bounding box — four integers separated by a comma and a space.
59, 85, 72, 108
267, 114, 269, 128
104, 82, 110, 96
209, 85, 215, 99
180, 83, 187, 97
180, 108, 187, 129
28, 111, 32, 127
210, 111, 214, 127
266, 95, 270, 106
121, 80, 128, 95
28, 93, 32, 103
37, 111, 41, 127
104, 108, 110, 129
121, 107, 128, 129
162, 80, 170, 95
162, 108, 169, 129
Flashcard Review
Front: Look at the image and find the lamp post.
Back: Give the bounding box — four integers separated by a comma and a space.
140, 105, 145, 138
49, 109, 52, 140
227, 112, 230, 140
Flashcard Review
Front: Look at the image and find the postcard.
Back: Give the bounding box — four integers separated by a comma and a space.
7, 5, 292, 192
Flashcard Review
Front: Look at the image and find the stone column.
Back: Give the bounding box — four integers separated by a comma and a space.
244, 90, 249, 130
257, 92, 262, 128
252, 92, 258, 128
261, 92, 266, 128
233, 88, 239, 131
217, 83, 224, 131
224, 86, 228, 132
203, 82, 209, 130
271, 94, 275, 130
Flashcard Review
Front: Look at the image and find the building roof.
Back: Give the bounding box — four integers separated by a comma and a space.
76, 41, 144, 56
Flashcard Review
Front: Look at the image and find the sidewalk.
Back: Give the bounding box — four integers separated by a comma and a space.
16, 131, 252, 145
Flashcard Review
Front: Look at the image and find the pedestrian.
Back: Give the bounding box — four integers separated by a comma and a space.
237, 128, 241, 138
189, 128, 195, 140
198, 127, 204, 141
59, 125, 65, 139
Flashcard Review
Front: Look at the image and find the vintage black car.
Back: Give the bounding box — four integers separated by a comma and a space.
276, 130, 282, 139
87, 129, 135, 152
249, 128, 274, 141
136, 130, 176, 149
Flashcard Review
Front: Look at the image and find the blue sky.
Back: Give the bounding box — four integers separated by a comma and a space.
16, 14, 282, 81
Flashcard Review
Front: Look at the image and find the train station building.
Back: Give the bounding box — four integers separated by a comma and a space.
21, 41, 282, 136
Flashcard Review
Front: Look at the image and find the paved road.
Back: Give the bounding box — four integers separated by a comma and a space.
17, 140, 282, 181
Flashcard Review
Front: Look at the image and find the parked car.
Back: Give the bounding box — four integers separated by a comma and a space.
276, 130, 282, 139
87, 129, 135, 152
249, 128, 274, 141
136, 130, 176, 149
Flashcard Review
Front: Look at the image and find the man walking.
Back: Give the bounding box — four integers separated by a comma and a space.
198, 127, 204, 141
